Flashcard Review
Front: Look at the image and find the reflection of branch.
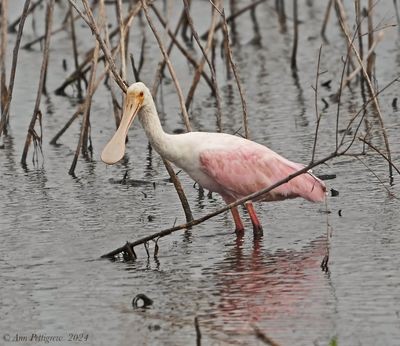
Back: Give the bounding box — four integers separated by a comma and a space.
252, 325, 281, 346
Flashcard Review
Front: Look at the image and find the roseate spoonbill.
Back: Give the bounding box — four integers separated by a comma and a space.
101, 82, 326, 236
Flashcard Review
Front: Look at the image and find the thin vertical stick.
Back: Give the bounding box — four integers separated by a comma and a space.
69, 2, 82, 98
366, 0, 374, 78
338, 14, 393, 182
116, 0, 126, 81
69, 2, 102, 175
216, 6, 249, 139
291, 0, 298, 70
0, 0, 8, 114
21, 0, 54, 166
321, 0, 332, 41
141, 0, 192, 132
183, 0, 222, 130
0, 0, 31, 138
311, 45, 323, 163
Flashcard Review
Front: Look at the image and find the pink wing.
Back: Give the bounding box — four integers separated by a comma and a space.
199, 141, 326, 203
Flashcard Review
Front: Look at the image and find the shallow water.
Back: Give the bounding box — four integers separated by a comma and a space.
1, 1, 400, 346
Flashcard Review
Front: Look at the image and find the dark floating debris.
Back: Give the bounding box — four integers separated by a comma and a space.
148, 324, 161, 331
62, 58, 67, 71
321, 79, 332, 89
132, 294, 153, 309
330, 188, 339, 197
338, 128, 353, 135
392, 97, 398, 111
317, 174, 337, 181
321, 97, 329, 111
109, 178, 157, 186
338, 209, 342, 217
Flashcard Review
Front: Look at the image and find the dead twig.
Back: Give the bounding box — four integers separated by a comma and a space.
0, 0, 31, 138
338, 12, 394, 182
21, 0, 54, 166
141, 0, 192, 132
183, 0, 222, 130
0, 0, 8, 115
216, 6, 249, 138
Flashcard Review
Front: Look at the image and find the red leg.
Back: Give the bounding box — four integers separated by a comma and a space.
245, 202, 263, 237
230, 207, 245, 236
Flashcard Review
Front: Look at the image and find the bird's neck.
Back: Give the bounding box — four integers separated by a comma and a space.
138, 103, 174, 160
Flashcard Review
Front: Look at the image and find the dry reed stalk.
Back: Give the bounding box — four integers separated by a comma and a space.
116, 0, 126, 81
141, 0, 192, 132
0, 0, 8, 115
69, 0, 104, 175
150, 5, 216, 97
338, 13, 394, 181
0, 0, 31, 138
183, 0, 222, 130
104, 6, 122, 129
216, 6, 249, 139
334, 0, 356, 72
311, 45, 323, 163
366, 0, 375, 78
21, 0, 54, 166
321, 0, 332, 41
291, 0, 298, 70
69, 2, 83, 98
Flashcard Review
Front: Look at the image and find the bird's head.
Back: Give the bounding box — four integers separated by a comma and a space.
101, 82, 151, 165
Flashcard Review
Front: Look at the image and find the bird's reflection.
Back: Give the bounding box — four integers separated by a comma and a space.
208, 235, 331, 336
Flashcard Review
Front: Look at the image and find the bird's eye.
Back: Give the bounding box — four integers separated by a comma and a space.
139, 91, 144, 97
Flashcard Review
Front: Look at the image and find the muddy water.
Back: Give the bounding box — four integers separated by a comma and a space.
1, 1, 400, 345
